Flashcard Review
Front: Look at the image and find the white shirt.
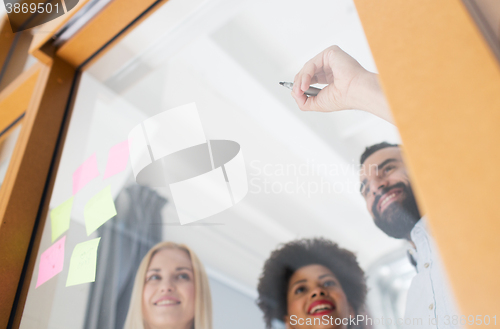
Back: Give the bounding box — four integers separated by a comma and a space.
404, 218, 462, 329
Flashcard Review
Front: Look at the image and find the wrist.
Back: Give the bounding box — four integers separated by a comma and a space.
350, 71, 379, 111
349, 70, 394, 123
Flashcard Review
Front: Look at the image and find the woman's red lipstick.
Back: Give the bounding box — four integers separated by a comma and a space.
307, 300, 335, 316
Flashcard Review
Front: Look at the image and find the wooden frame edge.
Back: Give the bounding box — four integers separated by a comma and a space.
0, 16, 16, 85
3, 0, 174, 327
0, 57, 75, 329
56, 0, 167, 69
28, 0, 92, 63
8, 70, 82, 329
0, 63, 44, 144
354, 0, 500, 319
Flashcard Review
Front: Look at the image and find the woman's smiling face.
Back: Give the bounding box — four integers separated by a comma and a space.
142, 248, 195, 329
286, 264, 353, 329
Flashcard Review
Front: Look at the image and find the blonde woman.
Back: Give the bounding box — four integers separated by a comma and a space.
124, 241, 212, 329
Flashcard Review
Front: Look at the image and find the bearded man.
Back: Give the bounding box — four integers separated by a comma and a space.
291, 45, 462, 329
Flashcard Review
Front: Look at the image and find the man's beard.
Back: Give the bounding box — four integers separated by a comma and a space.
372, 182, 421, 239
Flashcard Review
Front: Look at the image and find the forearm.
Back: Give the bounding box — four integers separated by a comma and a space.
350, 71, 394, 124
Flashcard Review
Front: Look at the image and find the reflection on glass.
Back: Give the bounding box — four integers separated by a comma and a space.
17, 1, 425, 329
0, 124, 22, 188
0, 27, 36, 92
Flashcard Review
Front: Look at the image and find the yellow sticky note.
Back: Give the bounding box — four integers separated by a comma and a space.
51, 197, 73, 242
84, 186, 117, 236
66, 238, 101, 287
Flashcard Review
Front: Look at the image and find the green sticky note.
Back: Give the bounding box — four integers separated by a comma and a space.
84, 186, 117, 236
66, 237, 101, 287
51, 197, 74, 242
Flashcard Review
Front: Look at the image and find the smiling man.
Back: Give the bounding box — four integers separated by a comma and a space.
359, 141, 462, 328
359, 142, 420, 240
291, 46, 462, 328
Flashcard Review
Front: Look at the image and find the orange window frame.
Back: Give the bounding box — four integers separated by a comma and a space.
354, 0, 500, 319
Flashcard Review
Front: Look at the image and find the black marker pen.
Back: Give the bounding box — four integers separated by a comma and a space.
279, 81, 322, 96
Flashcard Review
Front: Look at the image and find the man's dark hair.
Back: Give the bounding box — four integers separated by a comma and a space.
360, 142, 400, 165
256, 238, 367, 329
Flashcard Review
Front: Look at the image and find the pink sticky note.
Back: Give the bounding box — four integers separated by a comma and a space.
36, 236, 66, 288
103, 140, 130, 179
73, 153, 100, 195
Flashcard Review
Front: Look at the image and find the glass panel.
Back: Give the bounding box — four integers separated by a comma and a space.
23, 54, 38, 71
0, 25, 36, 92
0, 124, 22, 187
19, 1, 446, 329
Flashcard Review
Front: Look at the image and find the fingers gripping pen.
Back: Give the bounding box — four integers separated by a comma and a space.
279, 81, 322, 96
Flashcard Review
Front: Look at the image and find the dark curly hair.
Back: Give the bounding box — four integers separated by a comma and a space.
360, 142, 400, 165
257, 238, 367, 329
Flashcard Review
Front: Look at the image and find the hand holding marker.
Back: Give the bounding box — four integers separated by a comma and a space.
279, 81, 322, 96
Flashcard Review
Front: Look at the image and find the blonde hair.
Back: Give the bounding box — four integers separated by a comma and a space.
124, 241, 212, 329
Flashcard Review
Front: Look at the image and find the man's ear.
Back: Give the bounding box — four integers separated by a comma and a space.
284, 315, 293, 329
